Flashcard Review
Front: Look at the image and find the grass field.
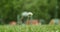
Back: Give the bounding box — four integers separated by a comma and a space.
0, 25, 60, 32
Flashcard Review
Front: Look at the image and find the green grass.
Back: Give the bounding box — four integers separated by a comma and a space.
0, 25, 60, 32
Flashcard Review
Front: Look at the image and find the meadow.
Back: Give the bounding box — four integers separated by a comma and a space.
0, 25, 60, 32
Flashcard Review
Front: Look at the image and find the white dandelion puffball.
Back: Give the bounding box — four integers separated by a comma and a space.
28, 12, 33, 16
22, 12, 28, 16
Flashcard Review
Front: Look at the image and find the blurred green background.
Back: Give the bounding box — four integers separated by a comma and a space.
0, 0, 60, 24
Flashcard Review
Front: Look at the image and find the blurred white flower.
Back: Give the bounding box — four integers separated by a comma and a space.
28, 12, 33, 16
21, 12, 33, 17
21, 12, 28, 16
